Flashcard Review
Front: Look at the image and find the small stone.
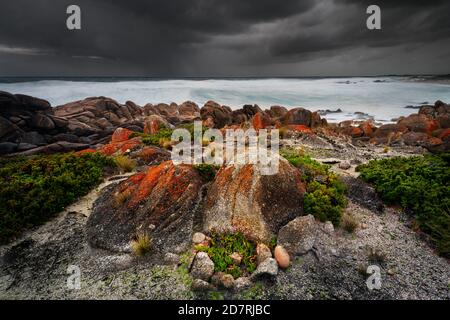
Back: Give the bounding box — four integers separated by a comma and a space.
192, 232, 206, 244
274, 245, 290, 269
251, 258, 278, 280
192, 279, 215, 291
256, 243, 272, 265
230, 252, 242, 265
190, 252, 214, 281
163, 253, 180, 265
233, 277, 252, 292
361, 223, 369, 229
211, 272, 235, 289
339, 160, 351, 170
387, 269, 395, 276
323, 221, 334, 234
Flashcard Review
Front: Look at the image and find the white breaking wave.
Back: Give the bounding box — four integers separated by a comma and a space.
1, 77, 450, 123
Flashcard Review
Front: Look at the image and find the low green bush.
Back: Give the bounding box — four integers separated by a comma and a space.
131, 128, 174, 148
281, 149, 347, 226
193, 164, 220, 182
356, 154, 450, 257
196, 232, 257, 279
0, 152, 114, 244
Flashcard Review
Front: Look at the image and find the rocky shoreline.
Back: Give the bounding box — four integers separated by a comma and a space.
1, 90, 449, 156
0, 90, 449, 300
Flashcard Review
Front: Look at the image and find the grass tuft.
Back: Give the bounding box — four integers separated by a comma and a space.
131, 232, 153, 256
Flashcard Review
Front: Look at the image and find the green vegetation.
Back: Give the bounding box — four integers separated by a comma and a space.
131, 232, 153, 256
357, 154, 450, 257
194, 164, 220, 181
281, 148, 347, 226
196, 232, 257, 279
132, 128, 174, 148
0, 152, 114, 244
238, 282, 265, 300
176, 123, 207, 137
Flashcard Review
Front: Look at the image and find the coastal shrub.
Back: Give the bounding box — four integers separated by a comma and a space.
114, 155, 136, 173
356, 154, 450, 257
196, 232, 257, 279
281, 149, 347, 226
193, 164, 220, 182
176, 123, 207, 137
0, 152, 114, 244
131, 232, 153, 256
133, 128, 174, 148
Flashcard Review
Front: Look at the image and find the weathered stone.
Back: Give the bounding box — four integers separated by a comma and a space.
233, 277, 252, 291
338, 160, 351, 170
192, 278, 215, 291
192, 232, 206, 244
277, 215, 317, 256
87, 161, 205, 253
251, 258, 278, 279
256, 243, 272, 265
230, 252, 243, 265
30, 113, 55, 130
200, 100, 232, 128
282, 108, 312, 126
190, 252, 215, 281
211, 272, 235, 289
203, 158, 305, 243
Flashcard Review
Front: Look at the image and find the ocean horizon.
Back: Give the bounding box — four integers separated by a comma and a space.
1, 75, 450, 123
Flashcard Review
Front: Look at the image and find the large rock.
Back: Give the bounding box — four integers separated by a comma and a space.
13, 141, 89, 156
268, 106, 288, 118
143, 115, 171, 134
281, 108, 312, 126
0, 116, 16, 139
277, 215, 318, 256
200, 101, 232, 128
203, 158, 306, 243
398, 114, 439, 134
87, 161, 205, 253
30, 113, 55, 130
178, 101, 200, 122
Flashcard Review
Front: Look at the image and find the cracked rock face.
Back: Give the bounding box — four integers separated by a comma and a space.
87, 161, 205, 253
202, 158, 306, 243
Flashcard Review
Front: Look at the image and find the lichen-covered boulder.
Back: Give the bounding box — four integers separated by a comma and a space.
202, 158, 306, 243
200, 100, 233, 128
87, 161, 205, 253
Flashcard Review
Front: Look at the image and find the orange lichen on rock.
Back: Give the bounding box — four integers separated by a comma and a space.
111, 127, 134, 143
252, 113, 265, 131
286, 125, 313, 134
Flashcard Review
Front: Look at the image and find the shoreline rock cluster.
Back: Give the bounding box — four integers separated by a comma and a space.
1, 90, 449, 156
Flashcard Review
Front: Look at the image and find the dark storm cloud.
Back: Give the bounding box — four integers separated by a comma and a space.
0, 0, 449, 76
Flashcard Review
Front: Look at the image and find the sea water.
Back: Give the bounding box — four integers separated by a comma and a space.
1, 77, 449, 123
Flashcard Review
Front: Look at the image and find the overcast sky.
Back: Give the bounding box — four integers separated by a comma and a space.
0, 0, 449, 77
